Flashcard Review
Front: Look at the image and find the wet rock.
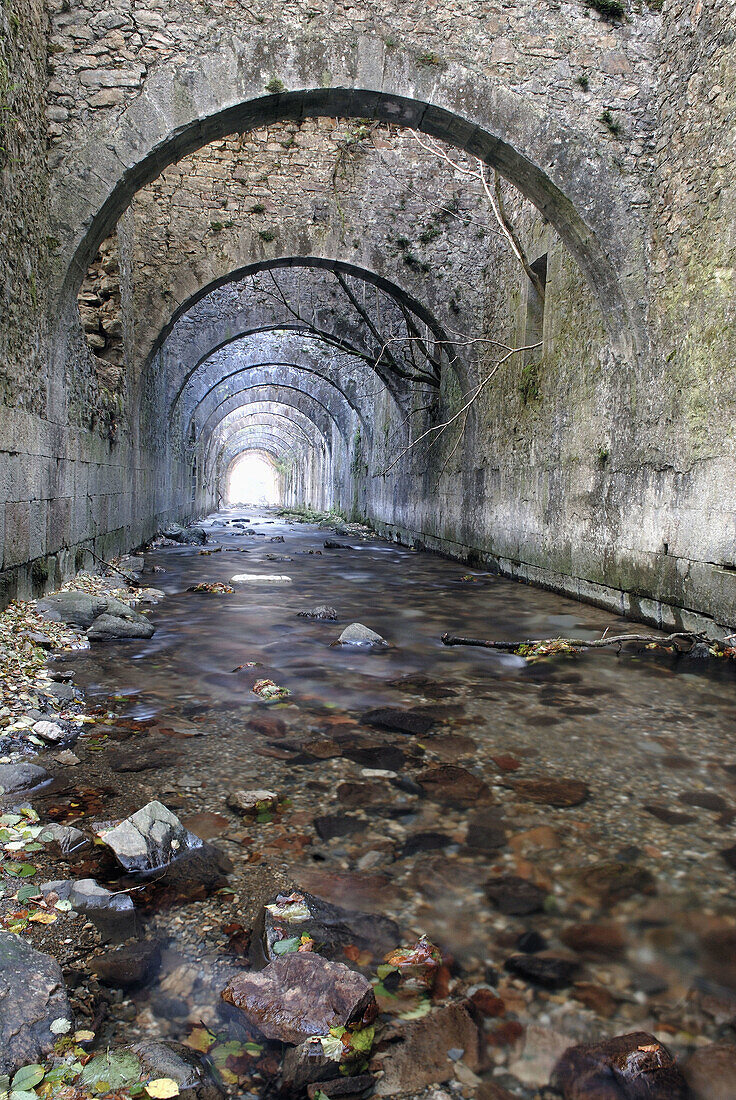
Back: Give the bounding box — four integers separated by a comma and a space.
269, 535, 285, 542
572, 982, 620, 1018
580, 861, 657, 904
551, 1031, 689, 1098
337, 781, 385, 807
222, 953, 376, 1044
642, 804, 696, 825
38, 822, 89, 853
256, 889, 400, 964
87, 612, 155, 640
99, 800, 203, 873
387, 674, 459, 699
324, 540, 350, 549
314, 814, 362, 840
0, 761, 50, 796
504, 953, 578, 989
227, 789, 279, 817
0, 932, 72, 1075
93, 939, 162, 989
508, 1024, 580, 1088
32, 720, 66, 743
561, 922, 625, 958
41, 878, 137, 940
45, 680, 80, 703
298, 605, 338, 620
720, 844, 736, 871
163, 524, 207, 545
372, 1001, 483, 1096
416, 764, 489, 805
512, 776, 589, 807
131, 1039, 224, 1099
485, 875, 547, 916
465, 808, 507, 851
361, 707, 436, 736
38, 590, 108, 628
344, 744, 407, 771
684, 1041, 736, 1100
337, 623, 388, 647
282, 1037, 342, 1091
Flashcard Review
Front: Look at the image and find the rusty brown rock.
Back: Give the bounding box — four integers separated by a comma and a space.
221, 953, 376, 1044
512, 776, 589, 807
372, 1001, 483, 1095
684, 1042, 736, 1100
416, 764, 490, 805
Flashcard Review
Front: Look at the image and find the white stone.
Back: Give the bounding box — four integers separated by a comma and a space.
230, 574, 291, 584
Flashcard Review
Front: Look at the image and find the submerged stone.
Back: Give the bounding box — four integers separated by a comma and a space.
0, 761, 50, 796
485, 875, 547, 916
256, 888, 400, 965
512, 776, 589, 807
222, 953, 376, 1044
98, 800, 204, 872
361, 707, 436, 736
298, 605, 338, 620
504, 953, 578, 989
373, 1001, 483, 1096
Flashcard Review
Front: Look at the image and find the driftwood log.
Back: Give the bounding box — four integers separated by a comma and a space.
440, 631, 707, 652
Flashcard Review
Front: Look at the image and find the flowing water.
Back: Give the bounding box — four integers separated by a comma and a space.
37, 509, 736, 1095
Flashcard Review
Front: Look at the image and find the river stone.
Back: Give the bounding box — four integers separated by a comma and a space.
373, 1001, 483, 1096
87, 613, 155, 640
32, 719, 66, 743
465, 808, 508, 851
416, 764, 489, 805
222, 953, 376, 1044
255, 889, 400, 965
131, 1040, 224, 1099
512, 776, 590, 807
337, 623, 388, 647
0, 761, 50, 796
361, 707, 436, 736
99, 800, 203, 872
551, 1031, 689, 1098
41, 878, 136, 940
0, 932, 72, 1074
163, 524, 207, 545
37, 590, 108, 628
227, 789, 279, 816
485, 875, 547, 915
38, 823, 89, 853
684, 1042, 736, 1099
298, 605, 338, 620
580, 861, 657, 904
93, 940, 162, 989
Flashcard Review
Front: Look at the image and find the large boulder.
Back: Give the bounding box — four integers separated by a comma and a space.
37, 590, 108, 628
0, 932, 72, 1074
222, 953, 376, 1044
87, 613, 155, 640
551, 1031, 689, 1098
162, 524, 207, 545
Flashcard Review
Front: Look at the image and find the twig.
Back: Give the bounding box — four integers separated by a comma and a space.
77, 547, 141, 588
441, 631, 707, 651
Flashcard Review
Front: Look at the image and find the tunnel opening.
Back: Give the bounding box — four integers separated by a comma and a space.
225, 449, 281, 506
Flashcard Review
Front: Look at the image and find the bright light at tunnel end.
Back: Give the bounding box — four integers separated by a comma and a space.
226, 451, 280, 505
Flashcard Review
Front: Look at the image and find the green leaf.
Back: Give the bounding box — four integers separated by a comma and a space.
272, 937, 300, 955
349, 1025, 375, 1053
243, 1042, 263, 1055
4, 863, 37, 878
11, 1066, 45, 1092
399, 998, 432, 1020
16, 884, 41, 902
79, 1051, 141, 1090
11, 1090, 41, 1100
24, 843, 43, 853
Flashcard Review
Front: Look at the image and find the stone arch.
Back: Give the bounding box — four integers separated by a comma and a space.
52, 67, 645, 358
191, 381, 354, 446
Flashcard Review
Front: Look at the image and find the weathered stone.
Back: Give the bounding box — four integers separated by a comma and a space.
41, 878, 137, 940
551, 1031, 689, 1098
222, 953, 376, 1044
98, 800, 203, 872
38, 822, 89, 853
226, 789, 279, 816
298, 605, 338, 620
87, 612, 155, 639
37, 590, 108, 628
32, 719, 66, 743
256, 889, 400, 964
0, 932, 72, 1075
